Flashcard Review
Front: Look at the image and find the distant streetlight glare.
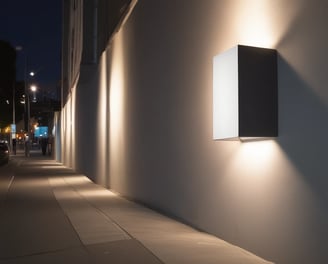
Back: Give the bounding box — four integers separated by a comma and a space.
30, 85, 37, 92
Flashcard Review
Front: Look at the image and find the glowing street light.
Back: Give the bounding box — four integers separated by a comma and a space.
30, 85, 37, 92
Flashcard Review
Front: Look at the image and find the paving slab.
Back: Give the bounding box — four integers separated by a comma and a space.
49, 177, 131, 245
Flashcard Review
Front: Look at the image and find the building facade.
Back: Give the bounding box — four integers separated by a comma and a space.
62, 1, 328, 263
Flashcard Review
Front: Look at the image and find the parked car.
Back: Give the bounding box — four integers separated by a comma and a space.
0, 142, 9, 164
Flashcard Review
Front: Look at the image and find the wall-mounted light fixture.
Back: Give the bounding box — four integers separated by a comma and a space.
213, 45, 277, 140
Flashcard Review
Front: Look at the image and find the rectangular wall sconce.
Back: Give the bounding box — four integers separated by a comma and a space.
213, 45, 278, 140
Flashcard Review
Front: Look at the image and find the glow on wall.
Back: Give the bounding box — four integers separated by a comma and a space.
95, 51, 109, 187
61, 82, 77, 169
109, 29, 127, 188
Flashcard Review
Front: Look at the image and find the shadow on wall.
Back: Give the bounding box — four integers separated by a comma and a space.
278, 55, 328, 207
74, 65, 99, 182
276, 55, 328, 263
275, 1, 328, 211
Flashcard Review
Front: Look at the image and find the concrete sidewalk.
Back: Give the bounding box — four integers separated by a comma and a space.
0, 150, 274, 264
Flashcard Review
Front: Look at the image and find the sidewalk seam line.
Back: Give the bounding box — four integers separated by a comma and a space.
62, 177, 165, 264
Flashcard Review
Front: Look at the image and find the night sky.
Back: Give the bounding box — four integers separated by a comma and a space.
0, 0, 62, 86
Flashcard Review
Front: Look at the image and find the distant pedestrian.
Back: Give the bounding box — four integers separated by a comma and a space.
47, 136, 53, 155
12, 138, 16, 155
41, 137, 48, 155
25, 135, 30, 157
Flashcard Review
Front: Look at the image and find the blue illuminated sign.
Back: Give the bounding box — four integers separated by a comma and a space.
34, 126, 48, 138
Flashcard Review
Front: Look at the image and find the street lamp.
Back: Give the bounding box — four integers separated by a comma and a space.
25, 84, 38, 157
